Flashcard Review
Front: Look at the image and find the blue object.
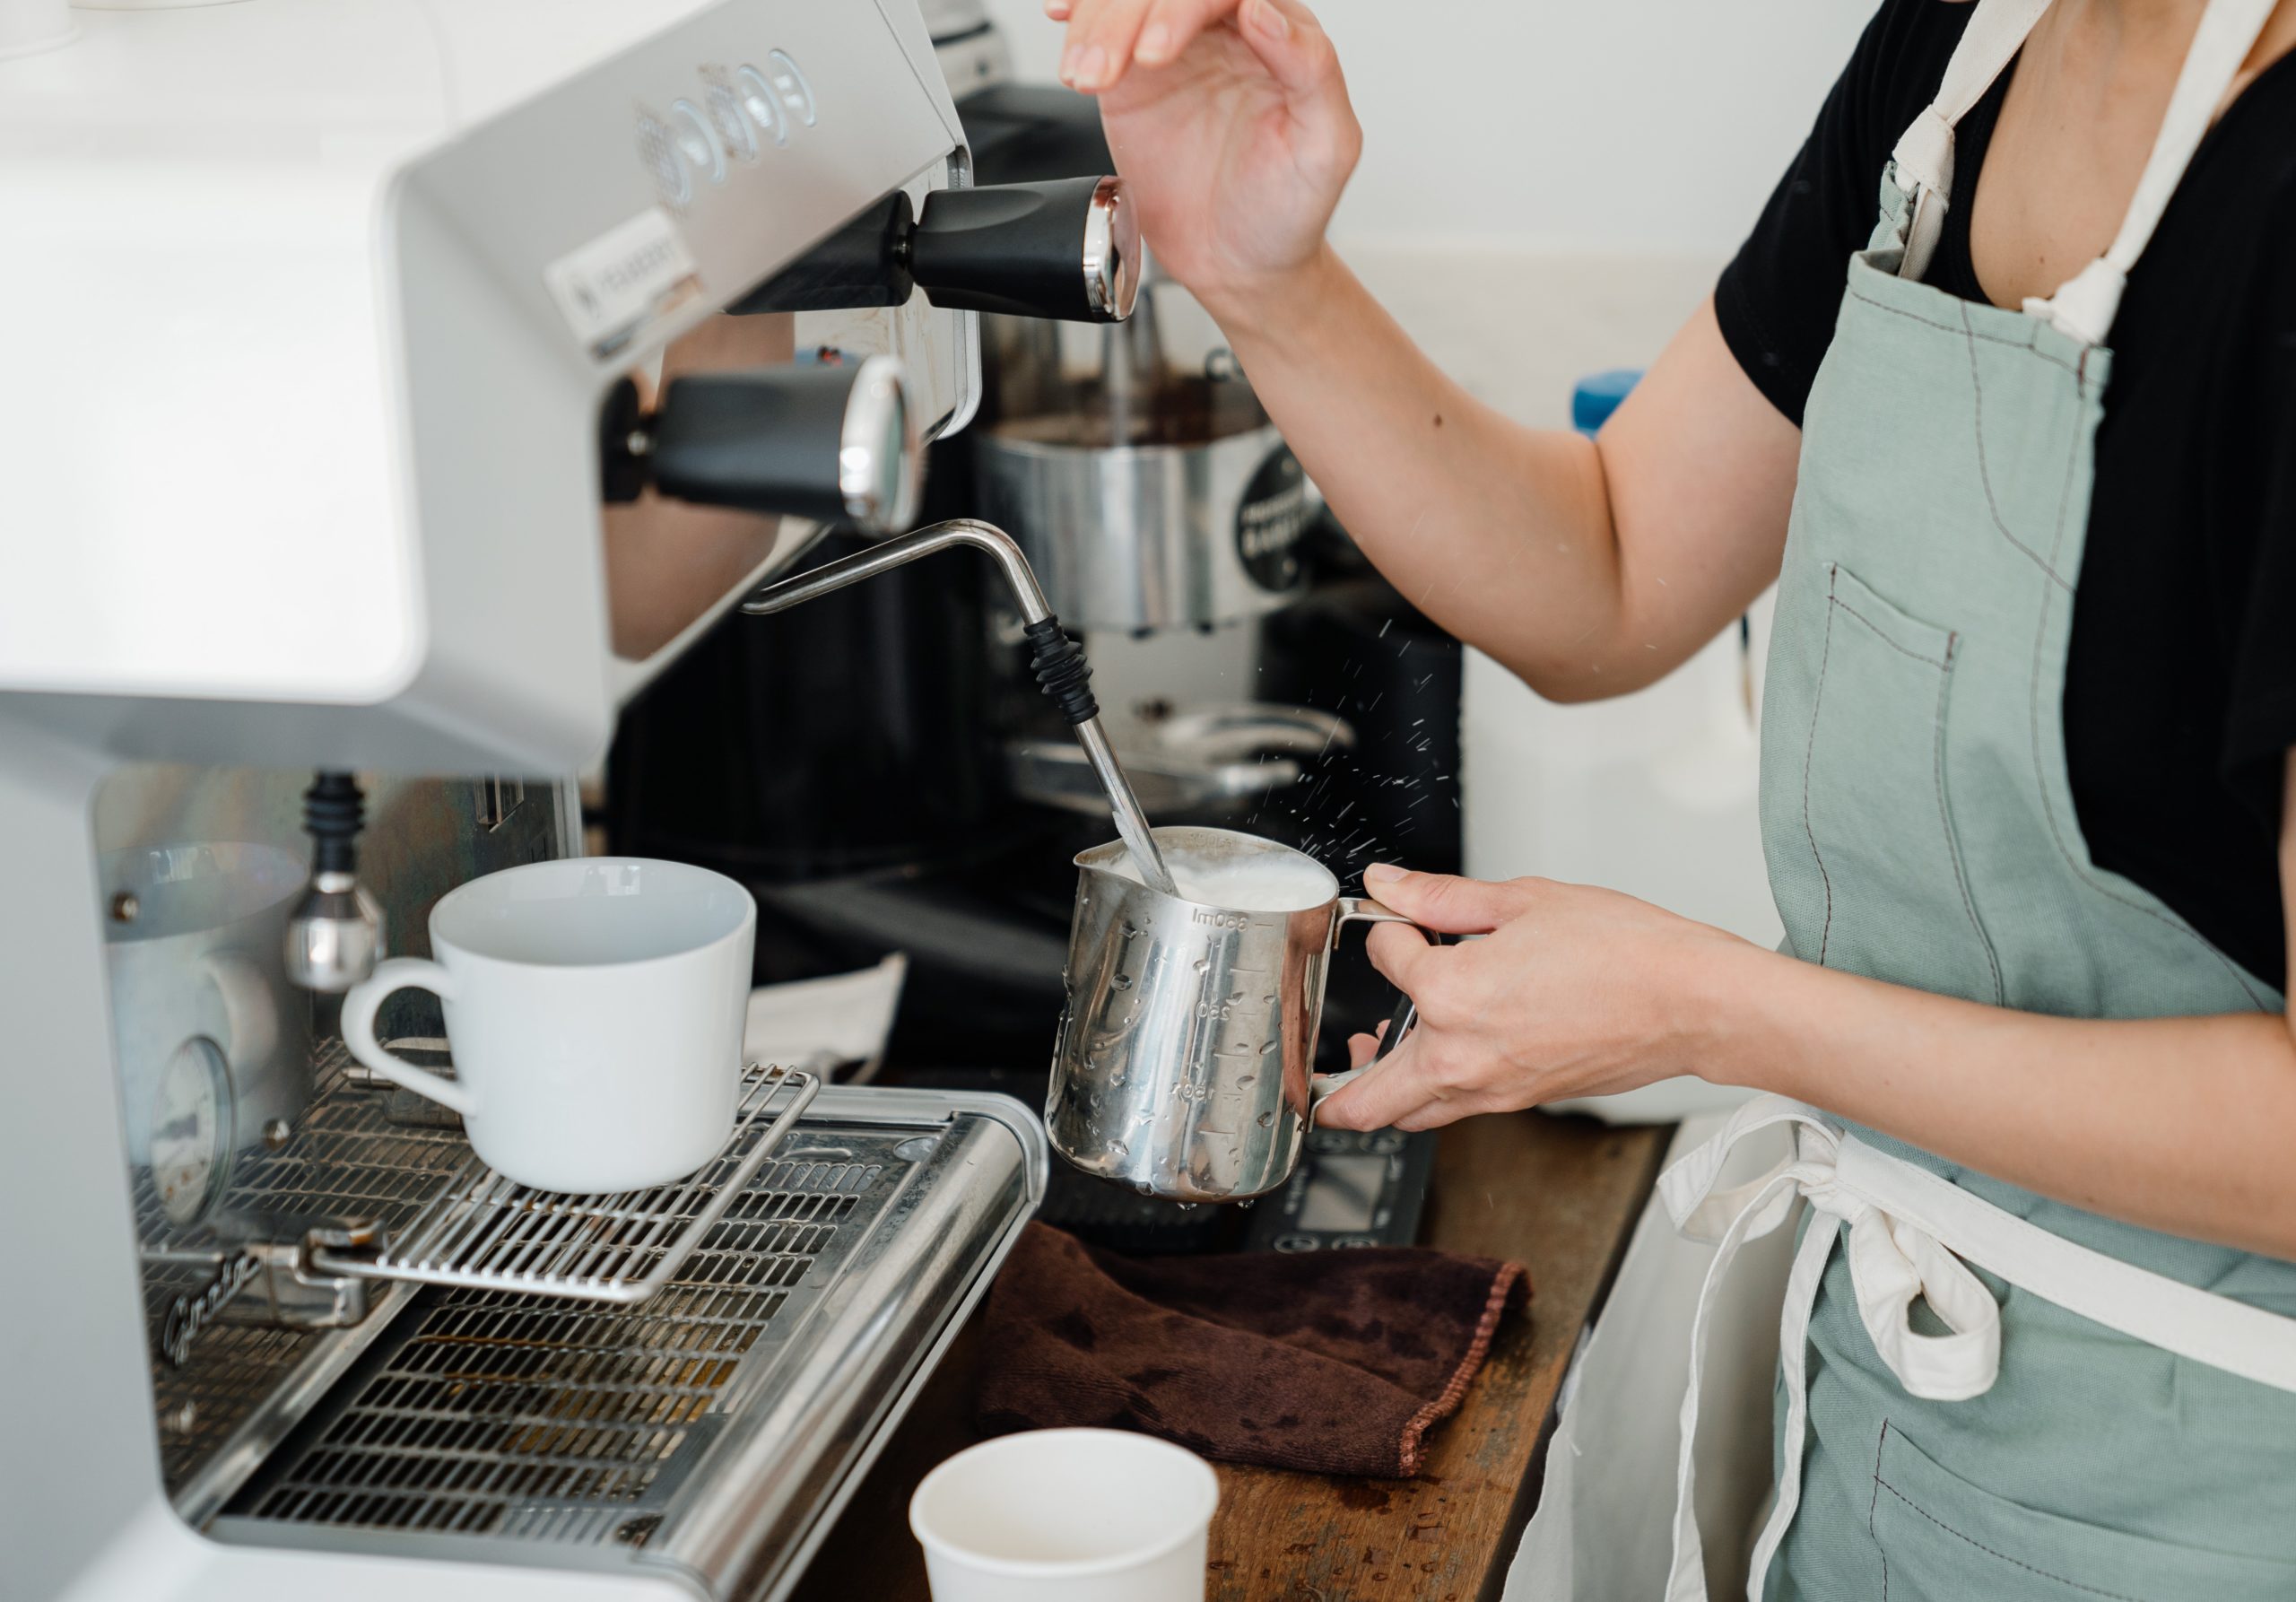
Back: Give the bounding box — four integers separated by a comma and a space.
1571, 368, 1642, 436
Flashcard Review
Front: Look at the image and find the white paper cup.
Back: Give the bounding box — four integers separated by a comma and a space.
909, 1429, 1219, 1602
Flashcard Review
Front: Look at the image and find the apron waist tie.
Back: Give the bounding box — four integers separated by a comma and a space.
1655, 1093, 2296, 1602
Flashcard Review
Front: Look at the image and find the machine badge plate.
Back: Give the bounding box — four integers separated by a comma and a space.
544, 206, 704, 361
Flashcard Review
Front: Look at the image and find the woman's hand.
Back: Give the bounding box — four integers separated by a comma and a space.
1316, 864, 1755, 1132
1047, 0, 1361, 318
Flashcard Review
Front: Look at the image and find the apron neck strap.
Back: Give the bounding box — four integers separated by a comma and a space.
2027, 0, 2276, 343
1889, 0, 2274, 346
1891, 0, 2054, 281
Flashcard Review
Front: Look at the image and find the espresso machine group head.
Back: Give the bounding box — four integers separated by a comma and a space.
0, 4, 1166, 1599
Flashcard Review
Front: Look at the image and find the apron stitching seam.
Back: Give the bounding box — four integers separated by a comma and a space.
2021, 511, 2276, 1011
1805, 568, 1843, 964
2043, 408, 2082, 572
1815, 595, 2006, 1003
1959, 305, 2076, 591
1870, 1418, 1892, 1602
1828, 597, 1951, 670
1869, 1420, 1889, 1534
1929, 637, 2007, 1005
1872, 1477, 2152, 1602
1843, 284, 2084, 379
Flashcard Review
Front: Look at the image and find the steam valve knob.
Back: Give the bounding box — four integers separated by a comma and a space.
733, 177, 1139, 324
907, 175, 1139, 323
601, 353, 921, 534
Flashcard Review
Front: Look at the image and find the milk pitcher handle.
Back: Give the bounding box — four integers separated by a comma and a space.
1309, 896, 1439, 1122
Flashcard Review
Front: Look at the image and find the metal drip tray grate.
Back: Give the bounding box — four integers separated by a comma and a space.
141, 1042, 481, 1498
213, 1091, 1045, 1602
310, 1060, 822, 1302
232, 1166, 872, 1545
138, 1044, 816, 1504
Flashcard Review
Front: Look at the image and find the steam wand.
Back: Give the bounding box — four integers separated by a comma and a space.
742, 519, 1180, 898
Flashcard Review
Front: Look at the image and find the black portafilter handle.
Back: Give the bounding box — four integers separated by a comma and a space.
733, 176, 1140, 324
598, 354, 921, 534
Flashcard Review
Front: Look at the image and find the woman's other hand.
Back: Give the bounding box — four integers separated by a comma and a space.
1318, 864, 1754, 1131
1048, 0, 1360, 318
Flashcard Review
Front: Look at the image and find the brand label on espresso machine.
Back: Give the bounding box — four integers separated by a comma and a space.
544, 206, 705, 362
1235, 445, 1314, 592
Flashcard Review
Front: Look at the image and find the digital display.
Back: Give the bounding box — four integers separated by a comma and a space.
1297, 1153, 1387, 1233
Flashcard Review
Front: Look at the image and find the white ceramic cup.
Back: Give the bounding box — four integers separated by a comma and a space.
909, 1429, 1219, 1602
341, 857, 755, 1194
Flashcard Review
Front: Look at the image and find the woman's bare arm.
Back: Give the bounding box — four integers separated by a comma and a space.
1054, 0, 1803, 700
1215, 270, 1799, 698
1325, 751, 2296, 1263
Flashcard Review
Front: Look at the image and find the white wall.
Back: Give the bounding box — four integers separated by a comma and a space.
976, 0, 1871, 255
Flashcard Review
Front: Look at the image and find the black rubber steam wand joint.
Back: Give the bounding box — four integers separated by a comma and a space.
740, 518, 1179, 896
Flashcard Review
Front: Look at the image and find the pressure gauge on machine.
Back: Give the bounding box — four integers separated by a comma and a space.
151, 1037, 236, 1227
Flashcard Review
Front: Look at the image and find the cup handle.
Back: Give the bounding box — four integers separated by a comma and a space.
1309, 896, 1445, 1120
341, 957, 477, 1118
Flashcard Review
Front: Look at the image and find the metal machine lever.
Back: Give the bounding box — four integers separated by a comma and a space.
734, 176, 1140, 323
743, 518, 1178, 895
600, 353, 921, 533
153, 1219, 383, 1366
907, 175, 1139, 322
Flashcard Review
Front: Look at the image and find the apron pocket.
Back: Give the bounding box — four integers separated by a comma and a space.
1784, 562, 2003, 1003
1868, 1423, 2296, 1602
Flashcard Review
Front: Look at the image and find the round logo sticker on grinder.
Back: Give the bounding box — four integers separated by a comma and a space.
1235, 446, 1313, 592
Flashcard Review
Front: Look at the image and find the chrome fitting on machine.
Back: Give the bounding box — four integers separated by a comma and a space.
283, 771, 385, 993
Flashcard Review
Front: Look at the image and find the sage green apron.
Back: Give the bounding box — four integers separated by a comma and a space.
1656, 1, 2296, 1598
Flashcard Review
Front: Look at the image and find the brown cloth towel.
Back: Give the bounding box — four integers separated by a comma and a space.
975, 1222, 1529, 1479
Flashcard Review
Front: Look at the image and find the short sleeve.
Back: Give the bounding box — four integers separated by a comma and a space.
1715, 0, 1952, 427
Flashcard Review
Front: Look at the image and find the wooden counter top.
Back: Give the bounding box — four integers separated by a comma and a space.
791, 1111, 1668, 1602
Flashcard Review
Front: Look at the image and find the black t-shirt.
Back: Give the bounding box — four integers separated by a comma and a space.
1717, 0, 2296, 990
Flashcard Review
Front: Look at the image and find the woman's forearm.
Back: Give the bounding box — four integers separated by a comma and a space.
1694, 944, 2296, 1260
1205, 252, 1801, 699
1206, 249, 1627, 696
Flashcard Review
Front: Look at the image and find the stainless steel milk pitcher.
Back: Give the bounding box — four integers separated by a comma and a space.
1048, 826, 1430, 1202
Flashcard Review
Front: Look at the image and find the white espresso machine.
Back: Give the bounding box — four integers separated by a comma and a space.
0, 4, 1145, 1598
